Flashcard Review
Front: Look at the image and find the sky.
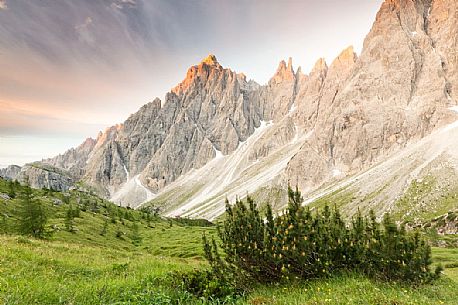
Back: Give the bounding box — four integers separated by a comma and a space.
0, 0, 383, 167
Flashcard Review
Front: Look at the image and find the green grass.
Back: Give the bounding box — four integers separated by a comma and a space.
392, 175, 458, 223
0, 178, 457, 304
432, 247, 458, 280
0, 236, 458, 305
1, 234, 457, 305
0, 235, 203, 304
307, 187, 355, 213
245, 273, 457, 305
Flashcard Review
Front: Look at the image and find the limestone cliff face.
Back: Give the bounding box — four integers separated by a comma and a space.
0, 165, 21, 180
259, 57, 297, 121
15, 164, 74, 191
428, 0, 458, 101
141, 55, 262, 191
285, 0, 457, 189
0, 163, 75, 192
11, 0, 457, 213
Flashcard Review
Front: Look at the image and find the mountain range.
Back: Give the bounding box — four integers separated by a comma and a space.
1, 0, 457, 222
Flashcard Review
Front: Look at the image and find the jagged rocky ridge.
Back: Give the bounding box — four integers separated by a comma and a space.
2, 0, 457, 220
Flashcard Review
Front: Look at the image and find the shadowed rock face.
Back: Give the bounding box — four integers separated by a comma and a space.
10, 0, 457, 213
0, 165, 21, 180
0, 163, 74, 192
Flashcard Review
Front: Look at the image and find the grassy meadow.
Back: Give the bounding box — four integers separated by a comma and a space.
0, 178, 457, 304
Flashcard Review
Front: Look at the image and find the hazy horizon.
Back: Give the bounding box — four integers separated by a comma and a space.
0, 0, 383, 167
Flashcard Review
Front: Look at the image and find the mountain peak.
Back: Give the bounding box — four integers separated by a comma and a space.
330, 46, 357, 69
311, 58, 328, 75
287, 57, 293, 72
201, 54, 219, 66
172, 54, 224, 95
271, 57, 295, 84
339, 46, 356, 61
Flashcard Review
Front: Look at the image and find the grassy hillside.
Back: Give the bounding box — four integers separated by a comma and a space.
0, 178, 457, 304
0, 179, 215, 257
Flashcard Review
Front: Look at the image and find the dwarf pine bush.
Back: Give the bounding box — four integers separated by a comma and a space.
203, 186, 440, 286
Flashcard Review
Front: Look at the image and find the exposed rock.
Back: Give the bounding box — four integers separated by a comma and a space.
0, 193, 10, 200
44, 137, 96, 177
253, 57, 298, 122
16, 164, 74, 192
0, 165, 21, 180
286, 0, 455, 189
53, 198, 63, 206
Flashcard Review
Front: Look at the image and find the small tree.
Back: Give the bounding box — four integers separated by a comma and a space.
146, 211, 152, 227
65, 204, 76, 233
17, 185, 48, 238
0, 213, 8, 234
115, 227, 124, 239
7, 180, 16, 198
131, 221, 142, 246
100, 218, 109, 236
74, 205, 81, 218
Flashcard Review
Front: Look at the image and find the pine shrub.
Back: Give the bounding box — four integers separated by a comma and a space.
203, 186, 440, 286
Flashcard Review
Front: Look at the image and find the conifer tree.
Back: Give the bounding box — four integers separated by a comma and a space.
7, 180, 15, 198
115, 227, 124, 239
146, 211, 152, 227
65, 204, 76, 232
131, 221, 142, 246
18, 185, 48, 238
0, 213, 7, 234
100, 217, 109, 236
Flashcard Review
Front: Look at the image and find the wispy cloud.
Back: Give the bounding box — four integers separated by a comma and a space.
75, 16, 95, 44
75, 16, 93, 29
0, 0, 7, 10
111, 0, 136, 10
0, 99, 107, 137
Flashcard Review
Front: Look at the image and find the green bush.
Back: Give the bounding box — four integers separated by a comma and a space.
203, 186, 440, 288
171, 217, 215, 227
169, 269, 241, 301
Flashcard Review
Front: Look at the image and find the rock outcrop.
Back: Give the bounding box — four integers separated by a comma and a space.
0, 163, 75, 191
0, 165, 21, 180
16, 164, 74, 191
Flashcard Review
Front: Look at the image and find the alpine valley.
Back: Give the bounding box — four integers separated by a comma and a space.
2, 0, 458, 226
